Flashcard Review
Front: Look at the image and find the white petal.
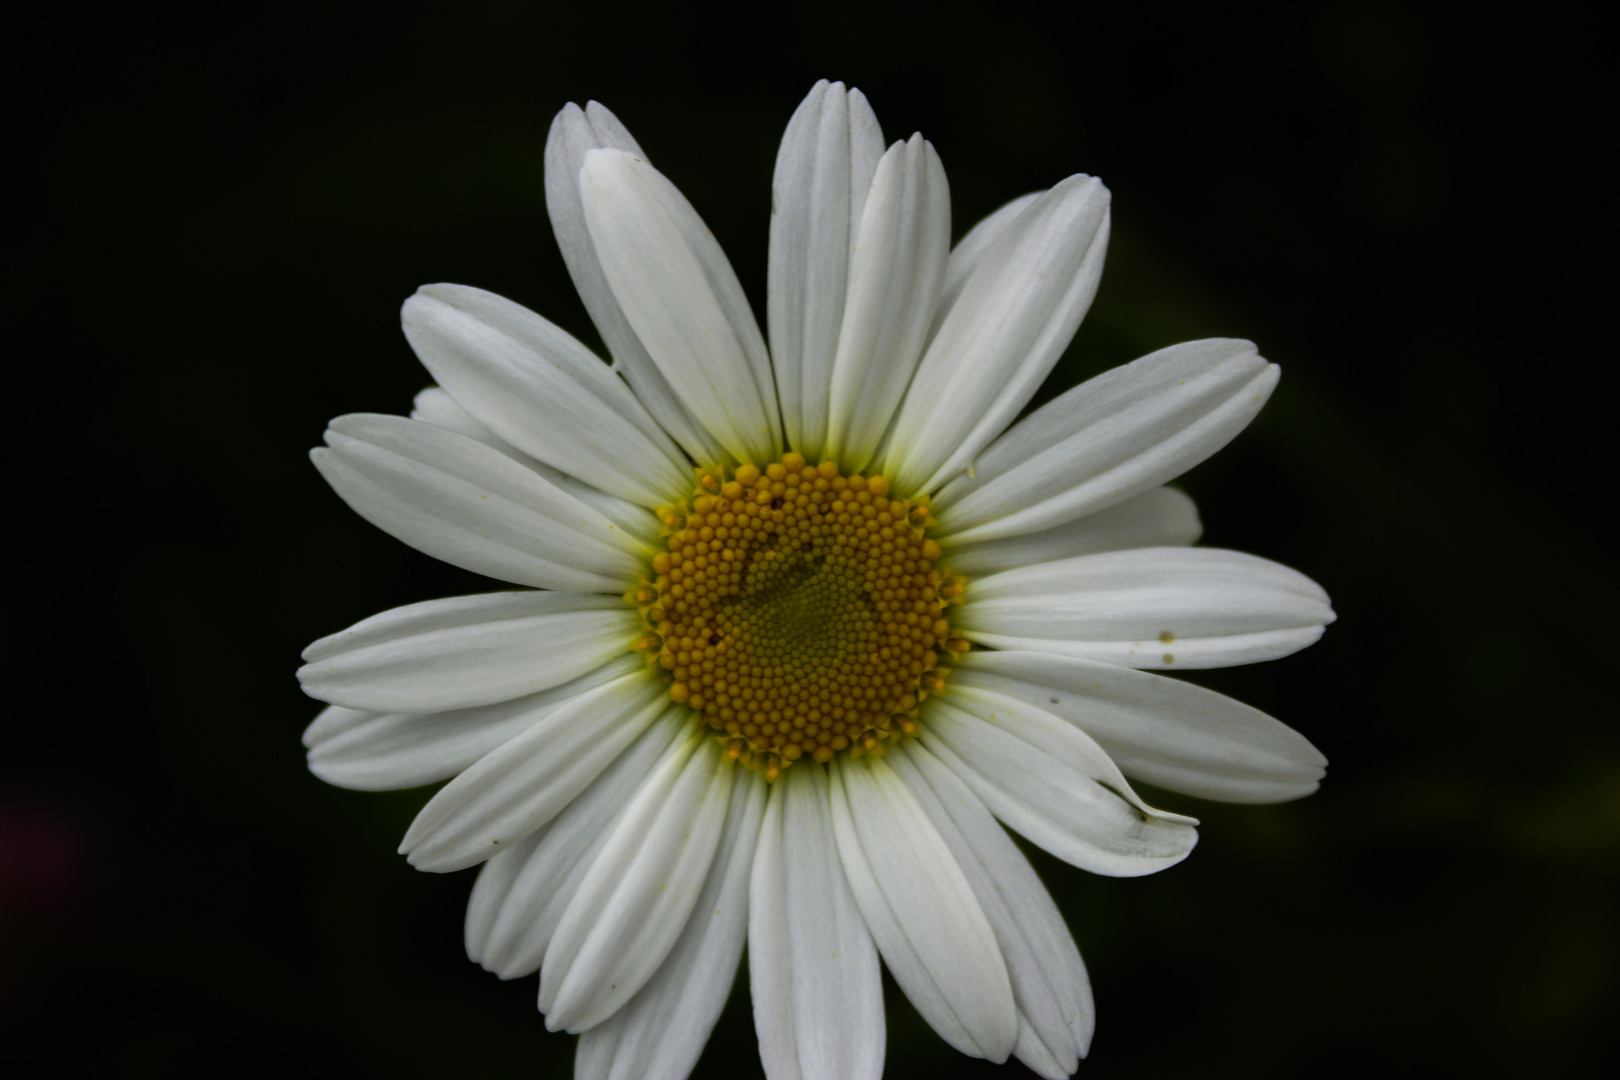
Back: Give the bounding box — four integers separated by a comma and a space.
922, 690, 1198, 876
823, 135, 951, 472
830, 756, 1017, 1062
542, 736, 733, 1032
313, 413, 649, 592
750, 764, 883, 1080
306, 655, 640, 792
1012, 1022, 1074, 1080
475, 708, 688, 977
465, 826, 550, 965
410, 385, 528, 456
411, 387, 664, 546
933, 339, 1279, 541
955, 649, 1327, 803
302, 704, 370, 749
298, 591, 638, 713
891, 742, 1092, 1074
942, 486, 1201, 575
545, 103, 725, 464
958, 546, 1335, 669
399, 668, 665, 872
401, 283, 691, 507
574, 767, 768, 1080
767, 80, 885, 460
581, 149, 781, 465
928, 191, 1043, 344
883, 175, 1111, 496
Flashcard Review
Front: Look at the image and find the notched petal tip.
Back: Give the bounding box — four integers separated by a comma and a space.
406, 281, 449, 310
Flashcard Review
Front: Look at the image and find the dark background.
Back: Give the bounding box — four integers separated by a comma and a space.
6, 2, 1613, 1076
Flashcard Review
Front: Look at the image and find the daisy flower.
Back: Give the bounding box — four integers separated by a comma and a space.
299, 79, 1332, 1080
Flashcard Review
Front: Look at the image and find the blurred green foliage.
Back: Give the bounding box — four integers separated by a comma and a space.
6, 2, 1612, 1076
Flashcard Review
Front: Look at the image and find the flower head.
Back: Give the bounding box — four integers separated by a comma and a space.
300, 79, 1332, 1079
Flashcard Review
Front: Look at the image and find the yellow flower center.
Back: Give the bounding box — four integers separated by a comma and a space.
630, 452, 967, 779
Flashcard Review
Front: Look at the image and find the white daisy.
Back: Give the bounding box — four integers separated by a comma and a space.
299, 79, 1332, 1080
